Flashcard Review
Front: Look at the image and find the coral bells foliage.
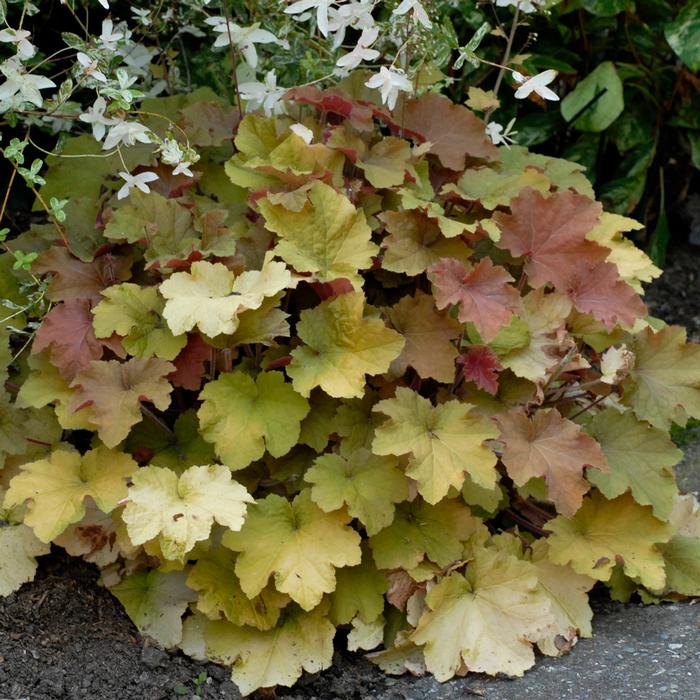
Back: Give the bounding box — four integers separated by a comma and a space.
3, 88, 700, 696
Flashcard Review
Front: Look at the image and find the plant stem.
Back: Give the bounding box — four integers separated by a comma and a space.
485, 4, 520, 123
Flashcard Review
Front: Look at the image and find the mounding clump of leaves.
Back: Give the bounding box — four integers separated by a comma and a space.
2, 88, 700, 696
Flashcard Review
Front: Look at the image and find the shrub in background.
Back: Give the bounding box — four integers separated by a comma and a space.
1, 85, 700, 695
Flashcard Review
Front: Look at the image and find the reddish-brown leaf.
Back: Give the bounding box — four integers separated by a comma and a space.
32, 300, 122, 381
428, 258, 519, 342
459, 346, 502, 395
178, 99, 240, 147
495, 408, 609, 516
564, 261, 647, 329
71, 357, 174, 448
33, 247, 132, 303
393, 93, 498, 170
284, 86, 376, 131
168, 334, 211, 391
494, 189, 605, 291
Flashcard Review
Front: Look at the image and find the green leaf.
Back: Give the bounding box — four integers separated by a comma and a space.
582, 0, 632, 16
0, 524, 50, 596
110, 570, 196, 647
92, 283, 187, 360
306, 448, 408, 536
197, 370, 310, 470
665, 1, 700, 72
223, 489, 362, 611
287, 292, 404, 399
586, 409, 682, 521
561, 62, 624, 132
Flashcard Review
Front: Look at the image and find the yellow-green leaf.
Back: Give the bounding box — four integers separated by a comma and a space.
0, 524, 50, 596
258, 181, 378, 289
306, 448, 408, 536
198, 604, 335, 696
372, 387, 498, 504
585, 408, 682, 520
622, 325, 700, 430
288, 292, 404, 399
369, 499, 485, 570
546, 491, 673, 589
198, 370, 310, 470
412, 548, 552, 679
223, 489, 362, 610
3, 446, 137, 542
187, 547, 288, 630
92, 282, 186, 360
110, 569, 196, 647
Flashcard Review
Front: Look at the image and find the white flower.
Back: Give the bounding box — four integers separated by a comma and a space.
239, 70, 286, 116
336, 26, 380, 70
99, 19, 126, 50
158, 138, 196, 177
327, 0, 375, 47
98, 0, 109, 9
485, 118, 518, 146
211, 21, 281, 68
76, 52, 107, 83
0, 58, 55, 109
285, 0, 334, 37
79, 96, 117, 141
172, 161, 194, 177
0, 28, 37, 60
495, 0, 544, 12
103, 119, 153, 150
365, 66, 413, 110
117, 171, 159, 200
393, 0, 431, 29
290, 123, 314, 144
513, 69, 559, 101
131, 7, 151, 26
118, 44, 157, 77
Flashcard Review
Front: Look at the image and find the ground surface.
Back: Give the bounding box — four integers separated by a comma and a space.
1, 249, 699, 700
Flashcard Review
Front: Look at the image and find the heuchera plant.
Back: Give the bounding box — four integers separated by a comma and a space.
2, 87, 700, 697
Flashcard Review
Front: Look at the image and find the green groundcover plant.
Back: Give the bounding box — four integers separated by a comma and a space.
2, 84, 700, 695
1, 0, 700, 695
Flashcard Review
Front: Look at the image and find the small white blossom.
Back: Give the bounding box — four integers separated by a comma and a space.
285, 0, 334, 37
159, 138, 196, 177
98, 0, 110, 9
99, 19, 126, 51
496, 0, 544, 12
118, 44, 157, 77
0, 29, 37, 60
117, 171, 159, 199
327, 0, 375, 47
513, 69, 559, 101
131, 7, 152, 26
290, 123, 314, 144
393, 0, 431, 29
336, 26, 380, 70
172, 162, 193, 177
211, 21, 281, 68
76, 52, 107, 83
365, 66, 413, 110
0, 58, 55, 109
103, 119, 152, 150
79, 96, 117, 141
239, 70, 286, 116
485, 118, 518, 146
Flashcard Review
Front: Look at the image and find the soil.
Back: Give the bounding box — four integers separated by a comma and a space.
1, 248, 699, 700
